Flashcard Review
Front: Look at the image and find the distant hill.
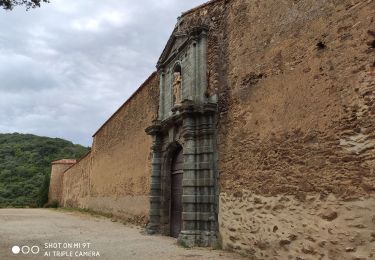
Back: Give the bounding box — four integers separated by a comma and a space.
0, 133, 89, 208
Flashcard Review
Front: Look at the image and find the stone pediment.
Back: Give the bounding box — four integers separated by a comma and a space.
157, 32, 189, 69
157, 26, 208, 69
156, 24, 209, 121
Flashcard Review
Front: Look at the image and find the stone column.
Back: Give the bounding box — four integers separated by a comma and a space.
199, 29, 208, 103
198, 103, 218, 246
146, 122, 162, 234
192, 38, 198, 102
178, 101, 218, 247
158, 69, 166, 120
179, 101, 199, 246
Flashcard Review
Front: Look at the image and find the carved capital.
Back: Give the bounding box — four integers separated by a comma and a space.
145, 120, 162, 136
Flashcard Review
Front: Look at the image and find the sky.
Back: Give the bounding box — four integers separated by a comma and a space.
0, 0, 207, 146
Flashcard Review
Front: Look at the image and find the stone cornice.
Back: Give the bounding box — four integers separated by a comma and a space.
146, 100, 217, 136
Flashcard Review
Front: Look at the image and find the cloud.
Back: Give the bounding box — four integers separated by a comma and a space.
0, 0, 207, 146
71, 10, 130, 32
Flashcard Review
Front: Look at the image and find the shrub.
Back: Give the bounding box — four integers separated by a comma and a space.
44, 200, 59, 208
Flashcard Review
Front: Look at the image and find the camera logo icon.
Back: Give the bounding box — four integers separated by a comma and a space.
11, 246, 20, 254
12, 245, 40, 255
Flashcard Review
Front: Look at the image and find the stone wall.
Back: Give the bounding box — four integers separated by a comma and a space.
48, 159, 76, 205
219, 192, 375, 259
58, 73, 159, 223
61, 152, 91, 208
50, 0, 375, 257
214, 0, 375, 259
218, 0, 375, 199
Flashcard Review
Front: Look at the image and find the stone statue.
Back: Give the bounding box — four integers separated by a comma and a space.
173, 71, 182, 107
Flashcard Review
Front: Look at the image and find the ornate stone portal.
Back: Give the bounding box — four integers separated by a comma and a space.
145, 26, 218, 247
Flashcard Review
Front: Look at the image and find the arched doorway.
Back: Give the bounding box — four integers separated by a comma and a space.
170, 148, 183, 238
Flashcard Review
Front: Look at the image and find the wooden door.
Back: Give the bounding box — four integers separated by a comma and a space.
170, 149, 183, 238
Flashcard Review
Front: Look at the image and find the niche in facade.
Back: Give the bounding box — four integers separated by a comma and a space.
157, 26, 209, 120
172, 63, 182, 108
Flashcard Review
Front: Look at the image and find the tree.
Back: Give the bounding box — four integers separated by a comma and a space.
37, 172, 50, 207
0, 0, 49, 10
0, 133, 89, 208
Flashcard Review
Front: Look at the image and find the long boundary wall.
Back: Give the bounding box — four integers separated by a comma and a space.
61, 152, 91, 208
60, 73, 159, 223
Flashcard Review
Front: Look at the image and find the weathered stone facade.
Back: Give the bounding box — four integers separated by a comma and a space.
49, 0, 375, 258
145, 24, 219, 247
146, 101, 218, 247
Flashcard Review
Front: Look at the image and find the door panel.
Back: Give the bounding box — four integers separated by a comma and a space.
170, 149, 183, 238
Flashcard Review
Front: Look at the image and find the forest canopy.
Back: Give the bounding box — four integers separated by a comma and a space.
0, 133, 89, 207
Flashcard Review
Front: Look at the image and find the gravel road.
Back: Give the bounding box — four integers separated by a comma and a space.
0, 209, 243, 260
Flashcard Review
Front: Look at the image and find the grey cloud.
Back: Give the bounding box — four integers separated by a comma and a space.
0, 53, 59, 92
0, 0, 207, 146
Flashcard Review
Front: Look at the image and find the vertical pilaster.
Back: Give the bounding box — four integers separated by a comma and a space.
179, 108, 198, 246
158, 70, 165, 120
199, 29, 208, 103
146, 123, 162, 234
176, 102, 218, 247
193, 38, 199, 102
201, 105, 218, 246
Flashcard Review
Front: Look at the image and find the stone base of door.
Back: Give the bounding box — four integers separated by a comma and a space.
146, 224, 159, 235
178, 230, 217, 247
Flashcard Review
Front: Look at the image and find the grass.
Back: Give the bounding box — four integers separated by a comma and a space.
213, 239, 223, 250
51, 207, 147, 228
44, 200, 59, 208
51, 207, 114, 219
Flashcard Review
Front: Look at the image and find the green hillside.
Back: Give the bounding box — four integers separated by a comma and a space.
0, 133, 89, 208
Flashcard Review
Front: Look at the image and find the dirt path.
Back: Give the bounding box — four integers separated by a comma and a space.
0, 209, 243, 260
